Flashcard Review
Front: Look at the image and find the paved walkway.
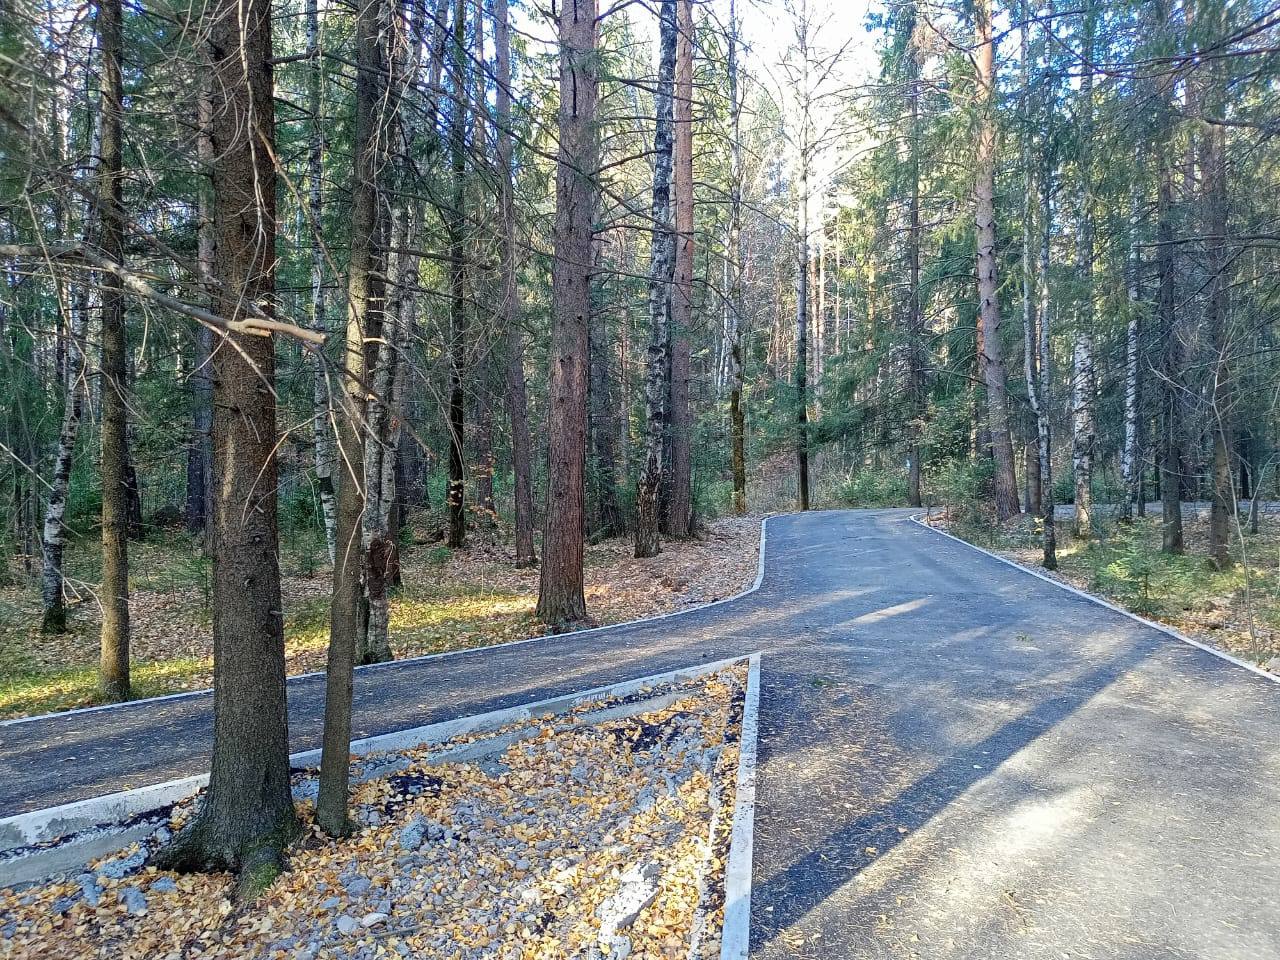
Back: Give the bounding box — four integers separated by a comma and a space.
3, 510, 1278, 958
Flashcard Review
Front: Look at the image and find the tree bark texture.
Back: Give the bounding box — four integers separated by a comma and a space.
664, 0, 694, 537
318, 0, 391, 837
973, 0, 1020, 522
635, 0, 677, 560
536, 0, 597, 624
158, 0, 297, 874
97, 0, 130, 701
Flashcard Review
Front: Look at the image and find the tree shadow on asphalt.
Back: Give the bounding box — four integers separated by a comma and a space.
748, 625, 1173, 953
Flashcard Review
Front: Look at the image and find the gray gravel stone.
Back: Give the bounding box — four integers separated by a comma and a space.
336, 915, 359, 935
119, 886, 147, 916
76, 874, 102, 907
342, 875, 371, 897
97, 848, 146, 880
149, 877, 177, 894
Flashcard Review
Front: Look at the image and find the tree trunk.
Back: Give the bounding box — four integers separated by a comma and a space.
1119, 177, 1142, 522
635, 0, 677, 560
589, 273, 623, 538
1070, 6, 1097, 540
495, 0, 535, 568
317, 0, 390, 838
1038, 167, 1056, 568
973, 0, 1020, 522
1204, 120, 1233, 568
726, 0, 746, 515
307, 0, 336, 563
188, 92, 214, 544
40, 297, 86, 635
98, 0, 130, 702
536, 0, 597, 624
664, 0, 694, 537
906, 7, 924, 509
157, 0, 297, 876
444, 0, 468, 550
1157, 142, 1184, 554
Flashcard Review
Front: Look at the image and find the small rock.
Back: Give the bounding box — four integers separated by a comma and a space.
336, 915, 359, 936
342, 875, 372, 897
2, 922, 16, 939
119, 886, 148, 916
76, 874, 102, 907
397, 815, 428, 850
51, 896, 77, 916
361, 913, 388, 928
97, 848, 146, 880
150, 877, 177, 894
321, 896, 342, 911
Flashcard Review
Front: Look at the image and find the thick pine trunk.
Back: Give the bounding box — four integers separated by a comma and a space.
536, 0, 597, 623
973, 0, 1020, 522
664, 0, 694, 537
97, 0, 130, 701
158, 0, 297, 876
635, 0, 677, 560
187, 90, 214, 543
317, 0, 390, 837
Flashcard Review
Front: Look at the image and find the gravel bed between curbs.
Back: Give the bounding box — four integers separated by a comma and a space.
0, 665, 749, 960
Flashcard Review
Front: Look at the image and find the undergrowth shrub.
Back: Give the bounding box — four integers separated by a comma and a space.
838, 468, 909, 508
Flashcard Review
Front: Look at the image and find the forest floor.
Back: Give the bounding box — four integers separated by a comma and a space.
0, 516, 762, 721
1, 664, 746, 960
936, 506, 1280, 673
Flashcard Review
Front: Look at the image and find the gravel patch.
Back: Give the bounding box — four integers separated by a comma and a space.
0, 665, 748, 959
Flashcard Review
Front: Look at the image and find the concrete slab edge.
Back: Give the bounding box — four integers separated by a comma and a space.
0, 653, 754, 876
2, 517, 773, 729
911, 515, 1280, 686
720, 652, 760, 960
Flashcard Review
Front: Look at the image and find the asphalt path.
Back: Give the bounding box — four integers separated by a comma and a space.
3, 509, 1278, 958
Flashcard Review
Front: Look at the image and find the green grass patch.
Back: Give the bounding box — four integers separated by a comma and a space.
0, 656, 210, 720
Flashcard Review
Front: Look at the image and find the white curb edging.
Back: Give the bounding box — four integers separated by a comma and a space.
720, 652, 760, 960
0, 654, 758, 887
911, 515, 1280, 686
2, 517, 773, 729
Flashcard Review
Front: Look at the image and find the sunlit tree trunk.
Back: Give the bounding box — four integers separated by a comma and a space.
635, 0, 676, 559
97, 0, 130, 701
664, 0, 694, 536
536, 0, 597, 623
973, 0, 1020, 522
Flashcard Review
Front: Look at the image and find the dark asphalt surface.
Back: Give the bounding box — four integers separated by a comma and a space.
3, 509, 1278, 958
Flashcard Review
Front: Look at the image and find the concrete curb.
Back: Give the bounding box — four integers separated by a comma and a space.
911, 515, 1280, 686
1, 517, 774, 728
720, 652, 760, 960
0, 654, 758, 887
